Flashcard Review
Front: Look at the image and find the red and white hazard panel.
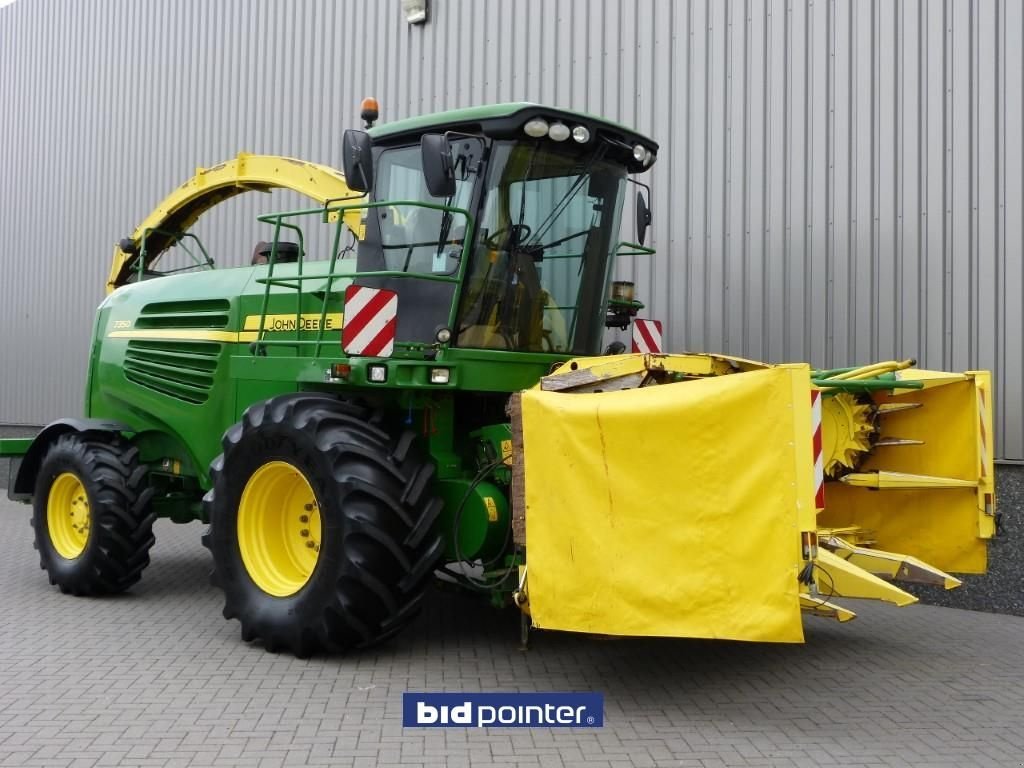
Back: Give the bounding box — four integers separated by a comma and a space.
811, 389, 825, 509
977, 386, 988, 479
631, 319, 663, 353
342, 285, 398, 357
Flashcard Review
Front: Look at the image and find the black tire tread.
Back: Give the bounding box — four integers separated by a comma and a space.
31, 433, 156, 595
204, 394, 443, 656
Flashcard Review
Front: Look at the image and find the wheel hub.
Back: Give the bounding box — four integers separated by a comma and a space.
46, 472, 91, 559
237, 461, 322, 597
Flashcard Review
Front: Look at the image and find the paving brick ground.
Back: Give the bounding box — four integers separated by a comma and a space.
1, 497, 1022, 768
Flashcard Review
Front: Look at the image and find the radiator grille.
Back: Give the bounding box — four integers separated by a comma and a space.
123, 339, 222, 404
135, 299, 230, 329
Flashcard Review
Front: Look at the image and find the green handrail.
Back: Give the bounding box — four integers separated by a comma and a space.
250, 200, 475, 357
614, 241, 657, 258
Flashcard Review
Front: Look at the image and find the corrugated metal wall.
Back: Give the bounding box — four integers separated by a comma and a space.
1, 0, 1021, 458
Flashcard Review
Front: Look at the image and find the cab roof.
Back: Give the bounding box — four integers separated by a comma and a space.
367, 102, 658, 172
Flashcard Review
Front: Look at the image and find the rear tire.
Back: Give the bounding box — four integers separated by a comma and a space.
203, 394, 443, 657
32, 433, 156, 595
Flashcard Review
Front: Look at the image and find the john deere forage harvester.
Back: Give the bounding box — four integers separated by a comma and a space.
0, 100, 996, 655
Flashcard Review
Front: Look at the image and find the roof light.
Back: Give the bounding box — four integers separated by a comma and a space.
633, 144, 647, 163
524, 118, 549, 138
571, 125, 590, 143
360, 97, 380, 128
548, 122, 571, 142
644, 149, 655, 167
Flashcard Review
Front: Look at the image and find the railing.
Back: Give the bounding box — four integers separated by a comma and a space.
613, 242, 656, 259
137, 228, 214, 281
565, 241, 655, 339
250, 200, 475, 358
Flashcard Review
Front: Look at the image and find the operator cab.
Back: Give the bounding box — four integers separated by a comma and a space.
344, 102, 657, 357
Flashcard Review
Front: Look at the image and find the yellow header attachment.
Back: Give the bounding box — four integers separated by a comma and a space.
106, 152, 364, 292
509, 353, 995, 642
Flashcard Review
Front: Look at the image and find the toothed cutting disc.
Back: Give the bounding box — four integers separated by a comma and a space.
821, 393, 877, 478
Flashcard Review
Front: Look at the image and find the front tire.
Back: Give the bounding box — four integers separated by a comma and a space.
32, 433, 156, 595
203, 394, 443, 656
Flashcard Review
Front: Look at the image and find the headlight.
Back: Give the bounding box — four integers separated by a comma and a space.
524, 118, 549, 138
435, 326, 452, 344
548, 122, 571, 142
571, 125, 590, 143
430, 368, 451, 384
367, 364, 388, 383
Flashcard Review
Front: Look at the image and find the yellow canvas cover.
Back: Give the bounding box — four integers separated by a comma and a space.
520, 364, 816, 643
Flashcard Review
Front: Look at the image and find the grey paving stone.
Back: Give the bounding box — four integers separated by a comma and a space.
0, 498, 1022, 767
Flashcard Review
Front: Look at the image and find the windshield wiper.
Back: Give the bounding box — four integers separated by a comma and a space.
527, 144, 608, 246
436, 198, 455, 258
536, 228, 590, 251
436, 138, 484, 258
514, 143, 542, 237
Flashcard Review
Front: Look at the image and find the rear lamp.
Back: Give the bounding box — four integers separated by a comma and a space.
524, 118, 549, 138
632, 144, 647, 163
429, 367, 450, 384
548, 122, 571, 142
367, 364, 388, 383
571, 125, 590, 143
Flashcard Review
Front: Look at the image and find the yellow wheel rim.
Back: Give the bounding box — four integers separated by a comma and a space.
46, 472, 91, 559
237, 461, 322, 597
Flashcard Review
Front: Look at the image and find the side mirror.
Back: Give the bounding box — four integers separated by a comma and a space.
342, 129, 374, 192
636, 190, 652, 246
421, 133, 456, 198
